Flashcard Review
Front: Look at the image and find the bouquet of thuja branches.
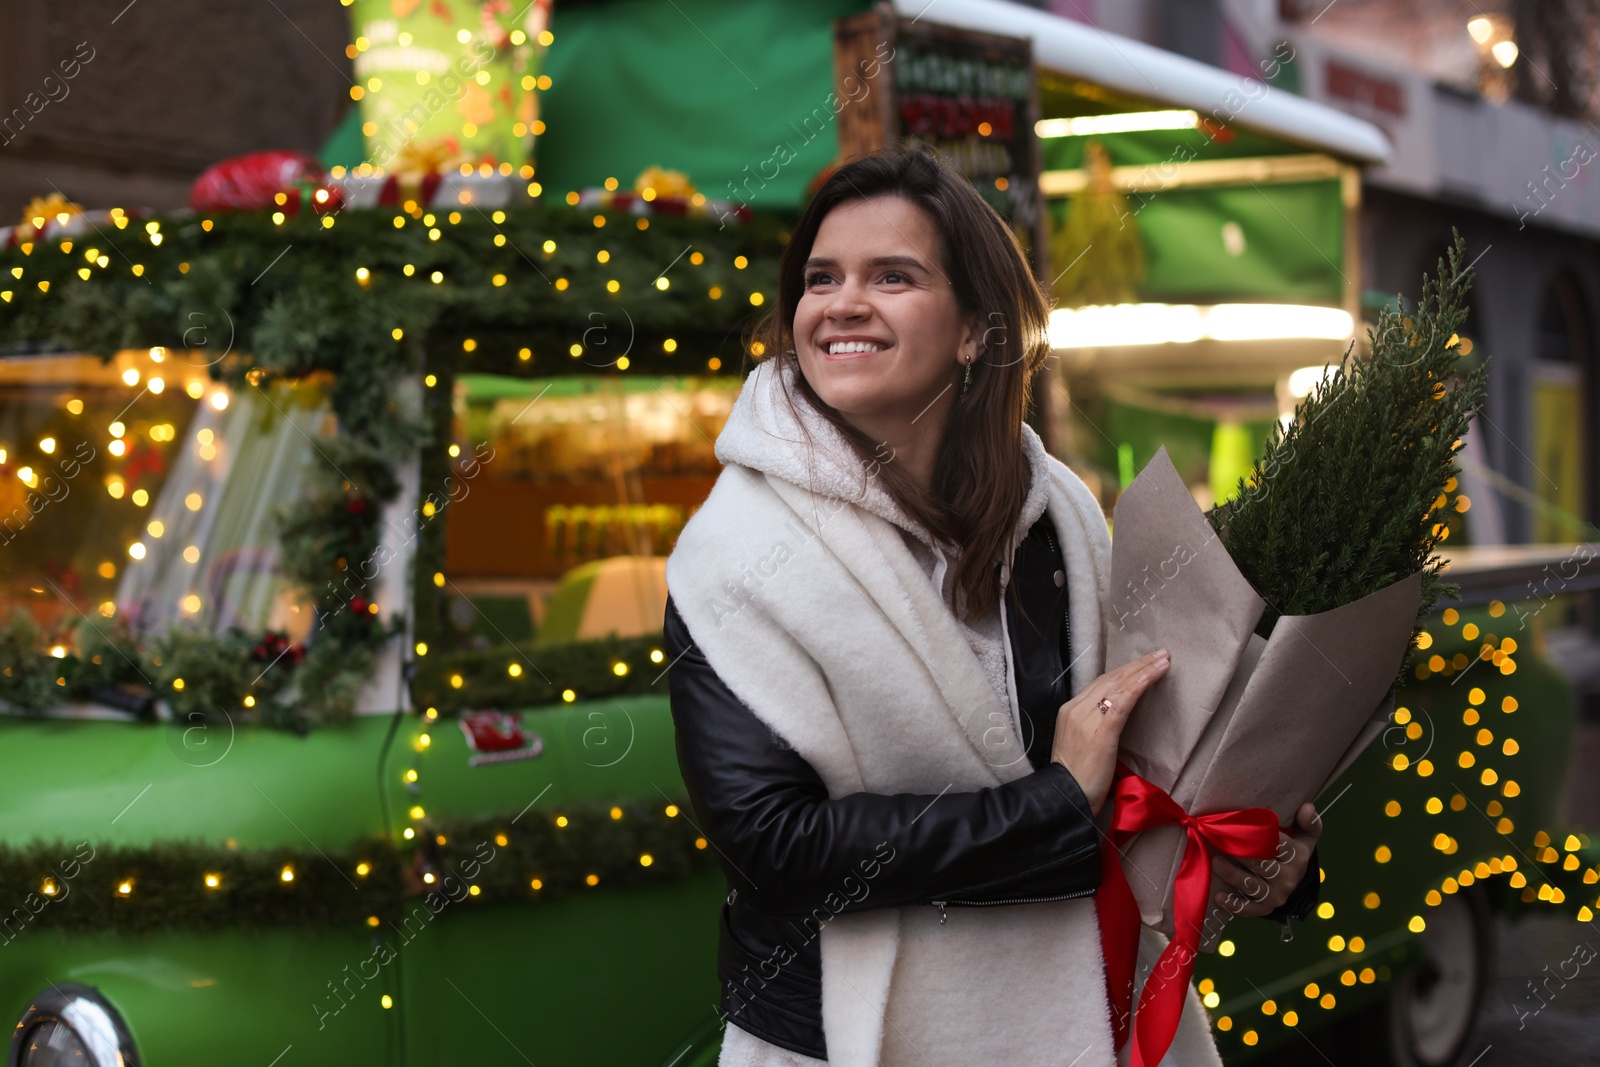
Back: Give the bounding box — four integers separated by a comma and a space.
1095, 236, 1490, 1067
1212, 231, 1489, 650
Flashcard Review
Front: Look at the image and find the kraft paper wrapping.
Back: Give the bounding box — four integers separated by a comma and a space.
1105, 448, 1422, 934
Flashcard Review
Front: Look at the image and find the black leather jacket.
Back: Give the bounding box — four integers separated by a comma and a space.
664, 511, 1316, 1059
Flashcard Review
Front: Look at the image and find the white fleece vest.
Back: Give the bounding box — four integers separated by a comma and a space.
666, 357, 1222, 1067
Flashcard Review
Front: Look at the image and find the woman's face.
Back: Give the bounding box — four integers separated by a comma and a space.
793, 196, 978, 434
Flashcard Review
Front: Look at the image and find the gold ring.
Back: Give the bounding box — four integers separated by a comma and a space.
1097, 698, 1113, 715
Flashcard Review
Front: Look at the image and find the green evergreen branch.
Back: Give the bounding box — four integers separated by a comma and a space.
1210, 231, 1489, 681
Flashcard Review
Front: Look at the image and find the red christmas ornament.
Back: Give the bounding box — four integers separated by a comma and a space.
350, 596, 369, 615
250, 630, 305, 667
189, 151, 342, 214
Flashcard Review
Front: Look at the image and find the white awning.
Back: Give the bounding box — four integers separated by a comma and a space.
890, 0, 1392, 165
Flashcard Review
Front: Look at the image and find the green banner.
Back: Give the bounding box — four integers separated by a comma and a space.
1042, 128, 1345, 304
1130, 181, 1344, 304
536, 0, 868, 207
348, 0, 550, 174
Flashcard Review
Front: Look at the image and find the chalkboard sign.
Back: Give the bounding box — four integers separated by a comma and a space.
835, 5, 1045, 277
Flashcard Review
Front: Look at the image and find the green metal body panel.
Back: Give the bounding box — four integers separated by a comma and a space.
0, 695, 723, 1065
390, 695, 689, 824
0, 714, 392, 849
0, 880, 724, 1066
0, 692, 689, 847
0, 929, 390, 1064
392, 875, 723, 1065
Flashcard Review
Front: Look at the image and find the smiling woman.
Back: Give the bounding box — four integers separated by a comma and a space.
661, 148, 1306, 1066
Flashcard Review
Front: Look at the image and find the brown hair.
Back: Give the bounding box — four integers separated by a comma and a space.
750, 146, 1052, 624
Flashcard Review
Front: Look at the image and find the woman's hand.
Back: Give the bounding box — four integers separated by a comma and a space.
1050, 649, 1170, 818
1212, 802, 1322, 917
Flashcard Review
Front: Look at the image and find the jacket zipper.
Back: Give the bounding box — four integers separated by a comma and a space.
932, 885, 1097, 924
997, 554, 1026, 753
998, 521, 1073, 757
931, 525, 1086, 926
1041, 524, 1071, 688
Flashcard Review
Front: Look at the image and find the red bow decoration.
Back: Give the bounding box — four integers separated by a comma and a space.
1097, 766, 1281, 1067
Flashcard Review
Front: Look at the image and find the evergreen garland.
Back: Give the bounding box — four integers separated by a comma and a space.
0, 203, 785, 369
0, 202, 784, 728
145, 625, 296, 722
0, 611, 64, 711
1211, 233, 1489, 671
0, 793, 713, 935
410, 632, 667, 714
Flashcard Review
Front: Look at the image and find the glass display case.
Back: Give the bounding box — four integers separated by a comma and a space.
440, 372, 738, 648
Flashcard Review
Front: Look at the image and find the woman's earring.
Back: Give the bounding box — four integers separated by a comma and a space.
960, 358, 972, 400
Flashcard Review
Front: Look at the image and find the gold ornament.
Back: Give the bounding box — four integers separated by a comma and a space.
18, 193, 84, 239
634, 166, 696, 200
392, 135, 471, 179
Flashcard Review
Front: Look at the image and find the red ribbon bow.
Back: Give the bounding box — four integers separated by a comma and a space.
1096, 765, 1282, 1067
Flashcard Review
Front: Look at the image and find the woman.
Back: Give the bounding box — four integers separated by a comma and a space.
662, 147, 1321, 1067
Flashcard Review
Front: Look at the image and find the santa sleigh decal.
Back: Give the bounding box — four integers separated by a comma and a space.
458, 710, 545, 767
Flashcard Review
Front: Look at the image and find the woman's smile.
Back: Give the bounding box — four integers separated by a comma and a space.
821, 336, 894, 360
